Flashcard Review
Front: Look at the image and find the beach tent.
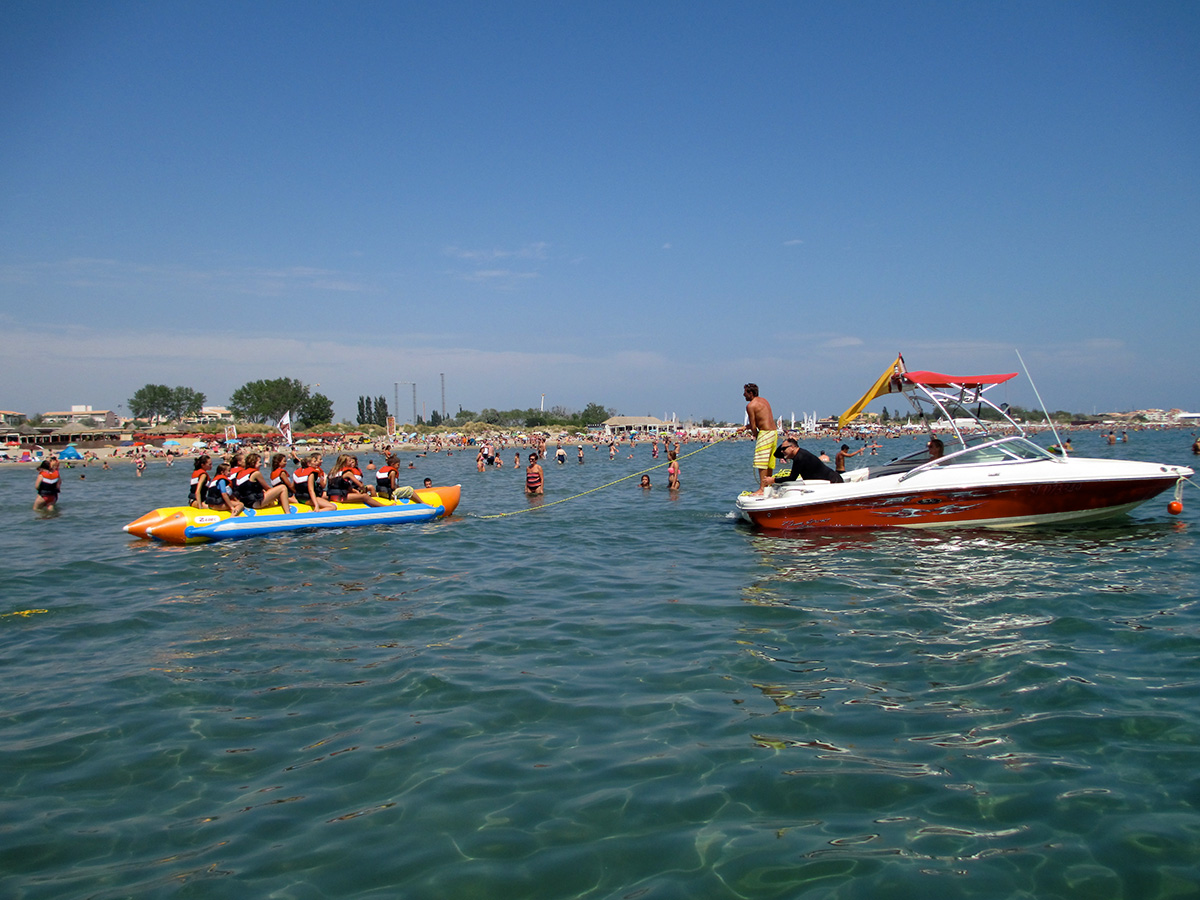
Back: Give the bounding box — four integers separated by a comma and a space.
58, 446, 84, 460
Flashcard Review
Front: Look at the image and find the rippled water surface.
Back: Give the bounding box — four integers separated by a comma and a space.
3, 433, 1200, 899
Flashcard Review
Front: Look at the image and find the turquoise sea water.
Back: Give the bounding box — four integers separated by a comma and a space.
3, 432, 1200, 899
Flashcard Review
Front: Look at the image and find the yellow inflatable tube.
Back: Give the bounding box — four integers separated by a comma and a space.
125, 485, 461, 544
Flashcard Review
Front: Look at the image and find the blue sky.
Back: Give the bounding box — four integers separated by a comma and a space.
2, 1, 1197, 423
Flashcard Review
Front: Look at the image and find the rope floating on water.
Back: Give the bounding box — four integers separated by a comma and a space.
472, 437, 732, 520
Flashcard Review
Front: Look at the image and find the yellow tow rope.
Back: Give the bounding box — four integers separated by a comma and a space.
473, 437, 731, 519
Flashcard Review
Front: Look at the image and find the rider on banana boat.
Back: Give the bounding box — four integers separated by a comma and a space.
235, 452, 292, 513
292, 453, 337, 511
376, 454, 400, 499
204, 463, 245, 516
327, 454, 382, 507
188, 455, 211, 508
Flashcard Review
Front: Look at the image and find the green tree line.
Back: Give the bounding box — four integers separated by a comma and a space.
444, 402, 615, 429
127, 378, 334, 427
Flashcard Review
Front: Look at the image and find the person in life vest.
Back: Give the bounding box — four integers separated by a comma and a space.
227, 451, 245, 490
269, 453, 295, 497
33, 458, 62, 511
327, 454, 382, 506
203, 463, 245, 516
188, 455, 212, 508
292, 453, 337, 510
234, 452, 292, 513
376, 454, 400, 499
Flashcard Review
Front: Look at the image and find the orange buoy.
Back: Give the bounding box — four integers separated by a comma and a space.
1168, 500, 1183, 515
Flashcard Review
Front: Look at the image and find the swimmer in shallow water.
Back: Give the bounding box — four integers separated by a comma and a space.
33, 458, 61, 511
666, 450, 680, 490
525, 453, 544, 495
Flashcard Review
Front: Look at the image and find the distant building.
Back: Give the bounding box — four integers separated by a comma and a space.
41, 405, 120, 427
186, 406, 234, 424
0, 410, 25, 426
600, 416, 672, 436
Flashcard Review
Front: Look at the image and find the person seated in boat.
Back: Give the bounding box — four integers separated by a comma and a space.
235, 452, 292, 513
525, 452, 544, 495
225, 451, 246, 495
327, 454, 382, 506
764, 439, 843, 486
376, 454, 400, 499
927, 438, 944, 460
269, 453, 295, 495
292, 454, 337, 510
204, 463, 245, 516
188, 455, 212, 508
349, 455, 380, 500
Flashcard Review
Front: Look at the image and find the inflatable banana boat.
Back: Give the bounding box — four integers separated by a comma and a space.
124, 485, 461, 544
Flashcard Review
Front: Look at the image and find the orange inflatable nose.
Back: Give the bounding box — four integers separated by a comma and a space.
124, 509, 171, 538
147, 513, 190, 544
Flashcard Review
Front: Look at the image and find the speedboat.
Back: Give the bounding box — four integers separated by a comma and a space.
736, 358, 1193, 531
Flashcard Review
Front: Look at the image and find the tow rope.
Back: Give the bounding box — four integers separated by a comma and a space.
472, 437, 732, 519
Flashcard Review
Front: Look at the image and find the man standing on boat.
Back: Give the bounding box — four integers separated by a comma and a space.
743, 383, 777, 494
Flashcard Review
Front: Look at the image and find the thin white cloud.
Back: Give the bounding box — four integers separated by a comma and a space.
443, 242, 549, 261
0, 257, 371, 298
456, 269, 539, 288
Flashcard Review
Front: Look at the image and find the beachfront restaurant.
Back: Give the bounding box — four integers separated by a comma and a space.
3, 423, 125, 448
600, 416, 673, 438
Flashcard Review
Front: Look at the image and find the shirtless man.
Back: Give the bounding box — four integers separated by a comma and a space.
743, 383, 777, 494
835, 443, 864, 474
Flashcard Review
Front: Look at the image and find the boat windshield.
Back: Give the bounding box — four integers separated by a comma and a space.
892, 436, 1058, 481
934, 436, 1057, 467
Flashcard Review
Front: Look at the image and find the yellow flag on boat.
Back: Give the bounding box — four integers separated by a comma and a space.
838, 356, 904, 428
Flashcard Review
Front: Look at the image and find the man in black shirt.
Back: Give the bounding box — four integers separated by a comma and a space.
768, 438, 843, 485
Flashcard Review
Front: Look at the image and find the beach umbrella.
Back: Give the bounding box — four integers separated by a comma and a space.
163, 439, 181, 446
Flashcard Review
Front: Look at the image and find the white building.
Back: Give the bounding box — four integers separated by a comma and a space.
41, 405, 120, 427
